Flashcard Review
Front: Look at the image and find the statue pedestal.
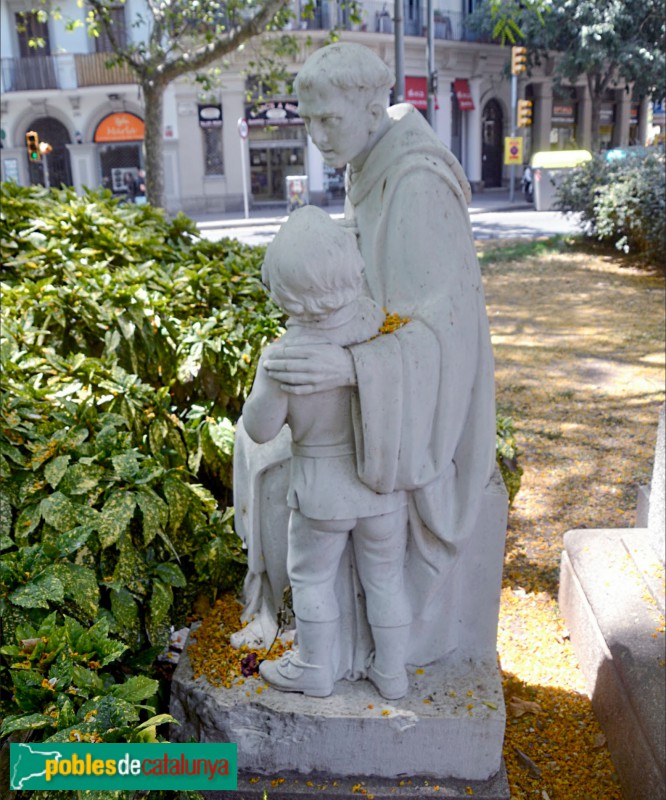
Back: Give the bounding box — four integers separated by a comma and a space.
170, 647, 508, 797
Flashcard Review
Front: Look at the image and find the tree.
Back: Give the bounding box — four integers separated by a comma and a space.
470, 0, 666, 151
67, 0, 292, 208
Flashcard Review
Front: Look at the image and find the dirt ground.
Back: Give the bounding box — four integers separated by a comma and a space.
480, 239, 665, 799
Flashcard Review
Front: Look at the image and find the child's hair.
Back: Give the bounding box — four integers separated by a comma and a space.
295, 43, 395, 103
262, 205, 364, 317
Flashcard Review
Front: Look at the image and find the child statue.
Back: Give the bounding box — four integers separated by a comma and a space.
242, 205, 411, 700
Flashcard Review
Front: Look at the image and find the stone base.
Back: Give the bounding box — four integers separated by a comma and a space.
559, 528, 666, 800
201, 763, 509, 799
171, 642, 506, 785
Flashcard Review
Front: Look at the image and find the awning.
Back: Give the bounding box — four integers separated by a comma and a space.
405, 76, 438, 111
453, 79, 475, 111
94, 112, 144, 143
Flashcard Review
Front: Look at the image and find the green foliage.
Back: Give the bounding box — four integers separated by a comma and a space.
0, 611, 169, 741
484, 0, 549, 45
556, 150, 666, 264
496, 416, 524, 507
470, 0, 665, 96
477, 237, 570, 267
0, 184, 283, 749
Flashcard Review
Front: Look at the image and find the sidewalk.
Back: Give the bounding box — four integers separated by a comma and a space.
193, 188, 532, 230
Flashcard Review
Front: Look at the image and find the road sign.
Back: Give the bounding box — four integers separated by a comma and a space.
504, 136, 524, 166
237, 118, 249, 139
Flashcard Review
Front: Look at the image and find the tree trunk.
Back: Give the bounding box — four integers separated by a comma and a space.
142, 81, 166, 209
590, 92, 602, 152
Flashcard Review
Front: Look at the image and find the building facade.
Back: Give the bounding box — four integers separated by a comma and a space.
0, 0, 655, 214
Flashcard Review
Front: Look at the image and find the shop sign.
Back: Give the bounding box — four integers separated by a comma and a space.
3, 158, 19, 183
246, 101, 303, 127
198, 104, 223, 128
504, 136, 523, 165
552, 103, 575, 124
453, 79, 474, 111
402, 76, 440, 111
94, 113, 144, 143
600, 104, 614, 124
630, 104, 639, 124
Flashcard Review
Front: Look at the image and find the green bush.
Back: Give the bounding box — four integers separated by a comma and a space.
495, 415, 523, 507
556, 149, 666, 264
0, 184, 283, 756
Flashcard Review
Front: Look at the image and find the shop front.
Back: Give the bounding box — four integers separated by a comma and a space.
93, 112, 144, 197
246, 100, 306, 203
550, 93, 577, 149
599, 99, 615, 149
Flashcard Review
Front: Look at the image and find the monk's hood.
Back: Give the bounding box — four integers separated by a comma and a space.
346, 103, 472, 207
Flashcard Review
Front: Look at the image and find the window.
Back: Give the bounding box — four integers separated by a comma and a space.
203, 128, 224, 175
94, 6, 128, 52
15, 11, 51, 57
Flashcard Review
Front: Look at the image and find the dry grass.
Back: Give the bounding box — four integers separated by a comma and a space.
481, 238, 665, 799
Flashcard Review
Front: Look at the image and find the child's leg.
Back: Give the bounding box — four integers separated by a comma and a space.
287, 510, 354, 622
353, 506, 410, 626
260, 510, 353, 697
353, 506, 411, 699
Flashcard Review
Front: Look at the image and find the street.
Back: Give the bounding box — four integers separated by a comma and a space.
469, 208, 583, 240
196, 207, 583, 247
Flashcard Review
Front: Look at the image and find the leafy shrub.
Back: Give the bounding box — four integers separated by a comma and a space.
496, 415, 523, 507
0, 611, 170, 744
0, 184, 283, 757
556, 150, 666, 264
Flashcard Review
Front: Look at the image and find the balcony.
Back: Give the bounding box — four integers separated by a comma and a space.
74, 53, 137, 87
1, 56, 58, 91
335, 2, 465, 40
1, 52, 137, 93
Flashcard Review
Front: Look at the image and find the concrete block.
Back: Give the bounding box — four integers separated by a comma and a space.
171, 643, 506, 784
202, 764, 510, 799
647, 405, 665, 562
635, 484, 650, 529
559, 528, 666, 800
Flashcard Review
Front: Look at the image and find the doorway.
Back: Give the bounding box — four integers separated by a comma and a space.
25, 117, 73, 188
250, 144, 304, 202
481, 99, 503, 188
99, 144, 143, 197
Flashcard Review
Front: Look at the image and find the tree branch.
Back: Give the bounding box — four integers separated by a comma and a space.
157, 0, 291, 85
87, 0, 144, 72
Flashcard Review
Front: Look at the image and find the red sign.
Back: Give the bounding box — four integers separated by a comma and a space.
453, 79, 474, 111
404, 77, 439, 111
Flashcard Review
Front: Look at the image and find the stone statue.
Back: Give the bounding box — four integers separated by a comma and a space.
243, 205, 411, 699
232, 42, 501, 691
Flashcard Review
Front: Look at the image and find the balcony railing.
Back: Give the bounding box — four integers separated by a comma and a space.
1, 56, 58, 91
75, 53, 137, 87
1, 52, 137, 92
324, 1, 467, 41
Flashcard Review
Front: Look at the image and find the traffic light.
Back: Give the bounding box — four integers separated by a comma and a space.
511, 46, 527, 75
26, 131, 41, 162
517, 99, 533, 127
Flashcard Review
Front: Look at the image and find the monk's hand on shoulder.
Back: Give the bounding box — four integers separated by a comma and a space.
263, 343, 356, 395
